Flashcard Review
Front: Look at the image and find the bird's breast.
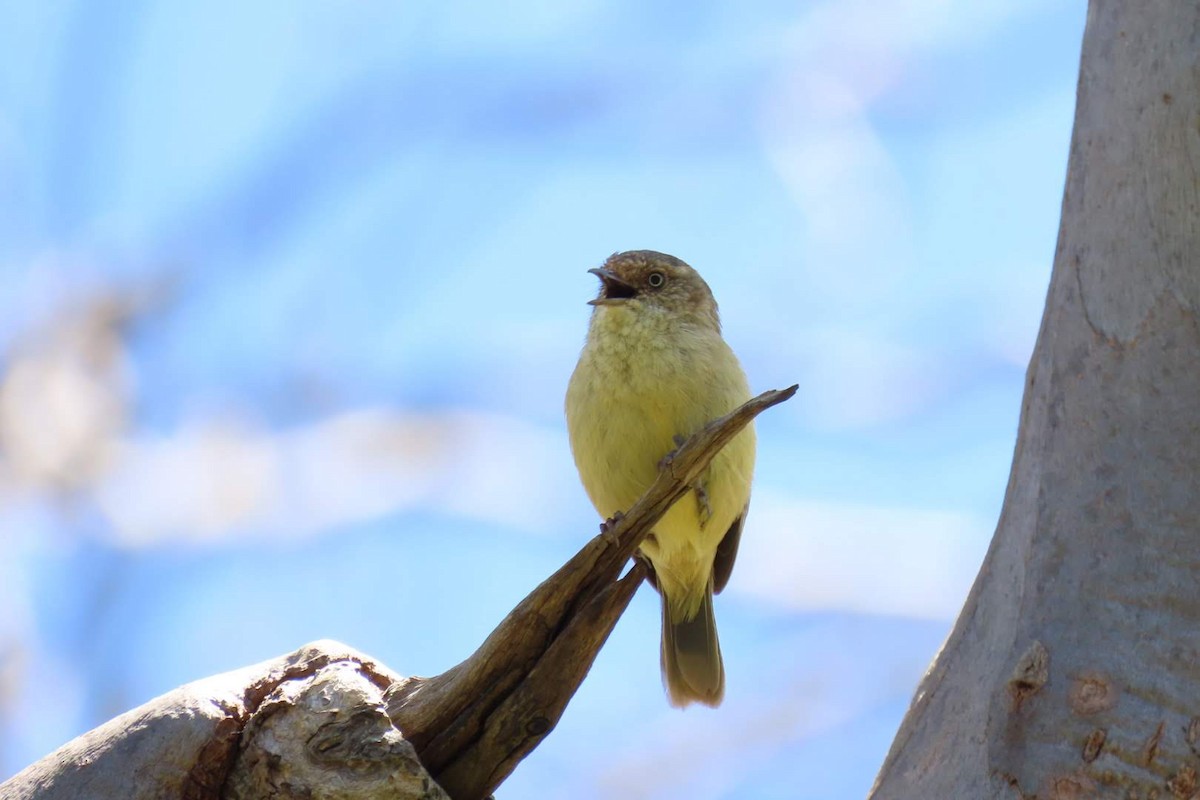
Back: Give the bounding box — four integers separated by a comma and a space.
565, 308, 754, 521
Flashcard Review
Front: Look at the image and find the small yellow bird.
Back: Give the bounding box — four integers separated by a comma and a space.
565, 250, 756, 707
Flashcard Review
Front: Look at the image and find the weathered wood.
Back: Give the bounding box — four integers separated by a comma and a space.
387, 385, 798, 800
870, 2, 1200, 798
0, 641, 447, 800
2, 387, 797, 800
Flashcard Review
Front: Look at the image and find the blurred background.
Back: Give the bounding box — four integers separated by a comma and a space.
0, 1, 1084, 797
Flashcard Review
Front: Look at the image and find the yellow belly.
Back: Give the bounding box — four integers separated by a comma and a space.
565, 306, 755, 618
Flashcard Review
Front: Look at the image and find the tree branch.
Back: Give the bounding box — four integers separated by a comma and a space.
388, 384, 797, 800
1, 386, 797, 800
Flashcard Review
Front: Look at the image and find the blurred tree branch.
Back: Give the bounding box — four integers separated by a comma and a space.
0, 385, 796, 800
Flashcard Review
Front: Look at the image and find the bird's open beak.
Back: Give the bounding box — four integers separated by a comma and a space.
587, 267, 638, 306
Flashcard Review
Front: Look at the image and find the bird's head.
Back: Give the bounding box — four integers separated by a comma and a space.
587, 250, 721, 332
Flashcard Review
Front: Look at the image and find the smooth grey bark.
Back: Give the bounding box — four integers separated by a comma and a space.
871, 2, 1200, 798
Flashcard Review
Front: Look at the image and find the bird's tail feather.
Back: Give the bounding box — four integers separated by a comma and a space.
661, 581, 724, 707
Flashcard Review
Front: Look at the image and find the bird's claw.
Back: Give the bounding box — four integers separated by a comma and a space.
657, 434, 689, 472
599, 511, 625, 546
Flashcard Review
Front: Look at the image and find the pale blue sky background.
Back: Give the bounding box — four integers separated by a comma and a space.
0, 2, 1085, 797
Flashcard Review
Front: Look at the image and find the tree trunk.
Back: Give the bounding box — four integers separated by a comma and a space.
870, 2, 1200, 798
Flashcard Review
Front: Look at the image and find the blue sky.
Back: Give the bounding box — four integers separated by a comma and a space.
0, 2, 1084, 797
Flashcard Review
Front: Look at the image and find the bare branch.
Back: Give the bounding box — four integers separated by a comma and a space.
388, 384, 798, 800
1, 386, 797, 800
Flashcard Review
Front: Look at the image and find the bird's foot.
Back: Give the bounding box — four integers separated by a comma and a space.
599, 511, 625, 546
657, 434, 688, 472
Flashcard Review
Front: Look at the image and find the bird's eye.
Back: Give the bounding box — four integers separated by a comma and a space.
647, 271, 666, 288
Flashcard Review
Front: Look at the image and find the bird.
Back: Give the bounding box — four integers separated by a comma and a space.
565, 250, 756, 707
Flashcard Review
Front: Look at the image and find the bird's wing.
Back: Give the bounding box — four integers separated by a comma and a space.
712, 502, 748, 594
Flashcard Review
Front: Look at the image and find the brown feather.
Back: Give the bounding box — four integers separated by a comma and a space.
660, 581, 724, 708
712, 504, 748, 594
